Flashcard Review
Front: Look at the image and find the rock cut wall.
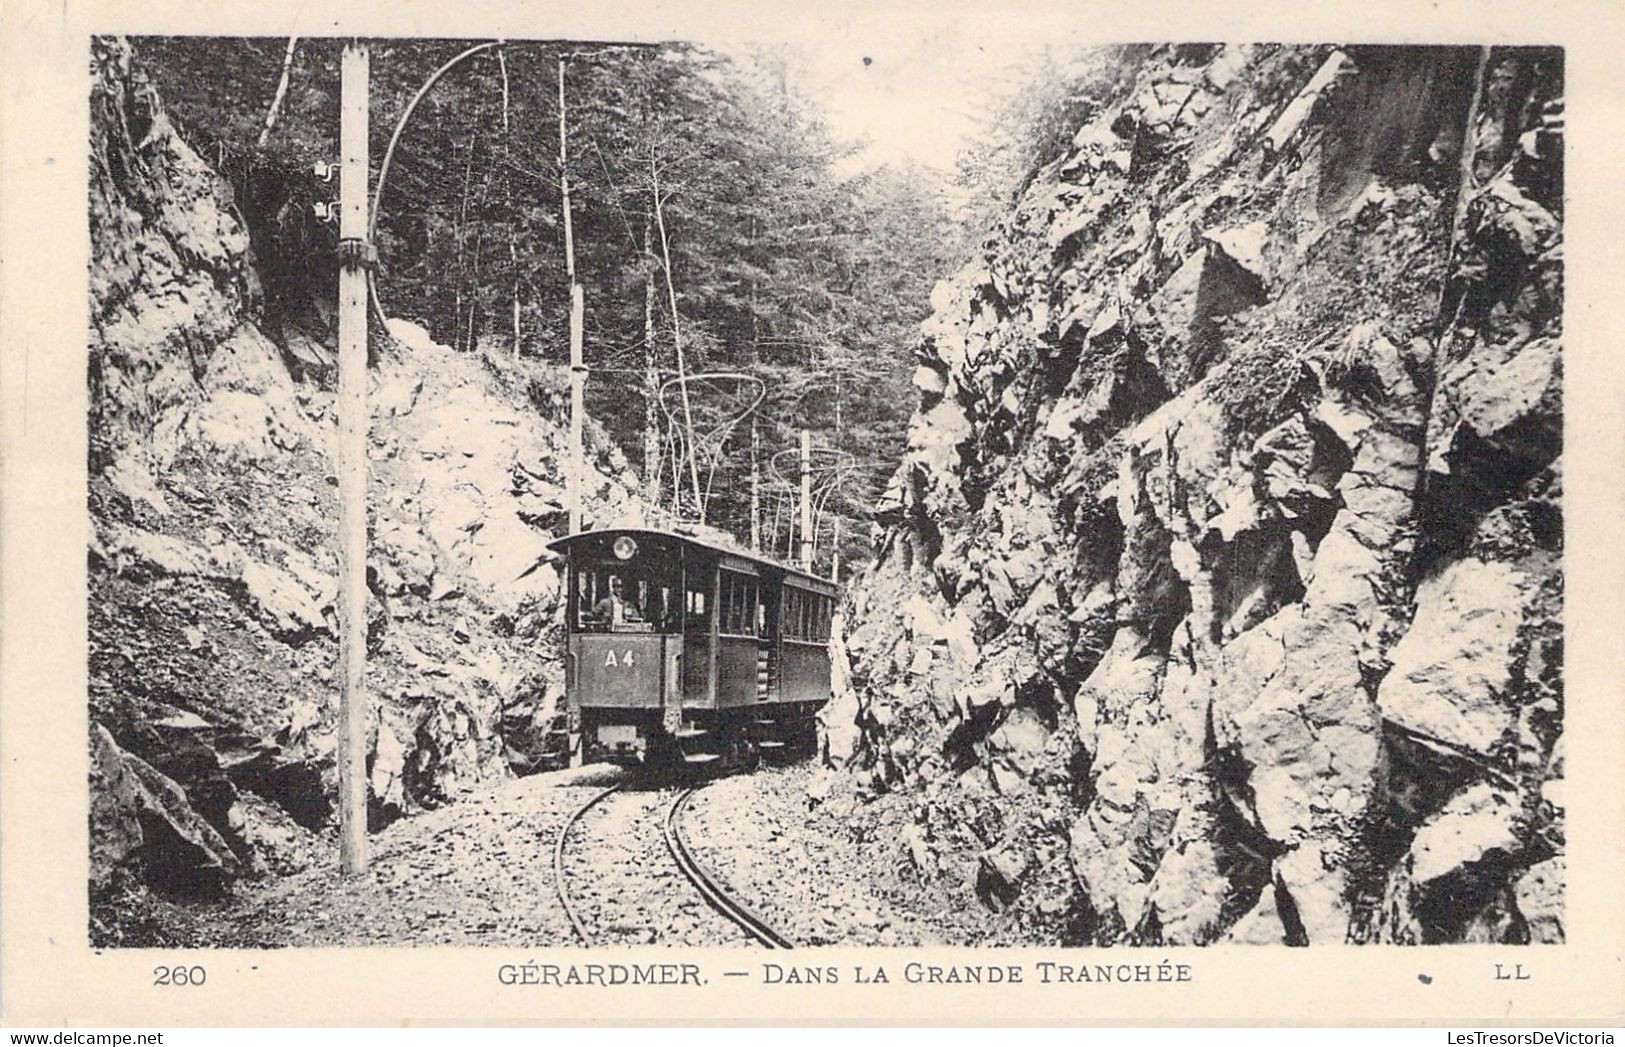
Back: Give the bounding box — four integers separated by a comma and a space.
834, 44, 1563, 946
87, 38, 650, 933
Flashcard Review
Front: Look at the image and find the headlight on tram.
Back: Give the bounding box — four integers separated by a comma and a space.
612, 535, 638, 560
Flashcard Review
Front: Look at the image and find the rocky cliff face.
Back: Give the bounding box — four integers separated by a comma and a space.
88, 38, 647, 937
831, 44, 1563, 945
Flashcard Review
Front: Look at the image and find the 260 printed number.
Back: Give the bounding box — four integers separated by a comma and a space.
153, 965, 206, 986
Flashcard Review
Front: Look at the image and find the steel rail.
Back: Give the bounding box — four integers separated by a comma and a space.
551, 781, 624, 944
662, 786, 795, 949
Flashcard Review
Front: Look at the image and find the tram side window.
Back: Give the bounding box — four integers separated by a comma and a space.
685, 575, 710, 632
719, 572, 758, 638
784, 588, 801, 641
783, 587, 831, 642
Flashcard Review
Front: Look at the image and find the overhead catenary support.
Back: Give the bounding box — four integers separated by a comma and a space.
366, 40, 502, 332
651, 153, 705, 520
335, 43, 370, 875
750, 419, 761, 552
799, 429, 812, 570
831, 517, 841, 583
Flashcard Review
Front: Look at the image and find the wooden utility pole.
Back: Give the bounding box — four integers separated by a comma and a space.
559, 58, 585, 535
831, 517, 841, 583
498, 48, 521, 360
748, 219, 761, 552
799, 429, 812, 570
642, 220, 661, 512
336, 43, 370, 874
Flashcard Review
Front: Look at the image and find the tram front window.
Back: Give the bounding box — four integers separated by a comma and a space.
575, 568, 676, 633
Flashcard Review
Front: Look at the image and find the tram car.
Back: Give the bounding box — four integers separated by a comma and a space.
545, 528, 840, 768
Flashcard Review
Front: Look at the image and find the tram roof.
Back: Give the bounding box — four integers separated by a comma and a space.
545, 527, 841, 594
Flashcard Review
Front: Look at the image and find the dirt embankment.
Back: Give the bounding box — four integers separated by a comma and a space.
828, 44, 1564, 946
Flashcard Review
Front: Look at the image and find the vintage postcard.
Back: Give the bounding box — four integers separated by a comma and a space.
2, 0, 1622, 1028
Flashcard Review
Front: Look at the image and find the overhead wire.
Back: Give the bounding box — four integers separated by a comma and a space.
358, 39, 903, 551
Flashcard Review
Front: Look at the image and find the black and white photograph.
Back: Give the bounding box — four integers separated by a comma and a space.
7, 0, 1623, 1030
79, 30, 1568, 953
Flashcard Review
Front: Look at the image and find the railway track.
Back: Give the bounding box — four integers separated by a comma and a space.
552, 781, 625, 943
662, 787, 795, 949
553, 780, 794, 948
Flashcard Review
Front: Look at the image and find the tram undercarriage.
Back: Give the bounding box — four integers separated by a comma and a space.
573, 702, 823, 771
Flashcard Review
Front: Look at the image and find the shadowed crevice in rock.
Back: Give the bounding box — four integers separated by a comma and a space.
1314, 46, 1482, 216
1187, 247, 1269, 383
1273, 878, 1311, 948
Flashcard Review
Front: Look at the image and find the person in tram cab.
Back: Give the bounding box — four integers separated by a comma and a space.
590, 575, 643, 629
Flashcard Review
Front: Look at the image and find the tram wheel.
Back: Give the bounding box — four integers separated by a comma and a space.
738, 737, 761, 773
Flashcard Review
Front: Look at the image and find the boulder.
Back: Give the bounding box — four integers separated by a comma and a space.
370, 717, 408, 826
1378, 558, 1535, 756
280, 327, 334, 373
1513, 856, 1564, 943
1426, 335, 1561, 498
903, 593, 947, 642
1204, 221, 1269, 285
1147, 839, 1230, 944
1224, 883, 1289, 944
976, 844, 1030, 911
912, 364, 947, 395
240, 558, 330, 643
120, 711, 244, 848
373, 372, 423, 418
233, 791, 324, 876
102, 524, 236, 580
908, 398, 974, 488
92, 727, 241, 895
375, 517, 437, 596
89, 725, 146, 885
1406, 782, 1520, 885
385, 317, 441, 353
1274, 841, 1350, 943
988, 706, 1051, 778
106, 452, 171, 515
177, 325, 310, 463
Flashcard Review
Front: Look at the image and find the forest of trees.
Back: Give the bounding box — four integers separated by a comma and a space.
130, 36, 961, 575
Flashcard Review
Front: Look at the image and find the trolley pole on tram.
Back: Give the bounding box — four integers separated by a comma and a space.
799, 429, 812, 570
336, 43, 371, 874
